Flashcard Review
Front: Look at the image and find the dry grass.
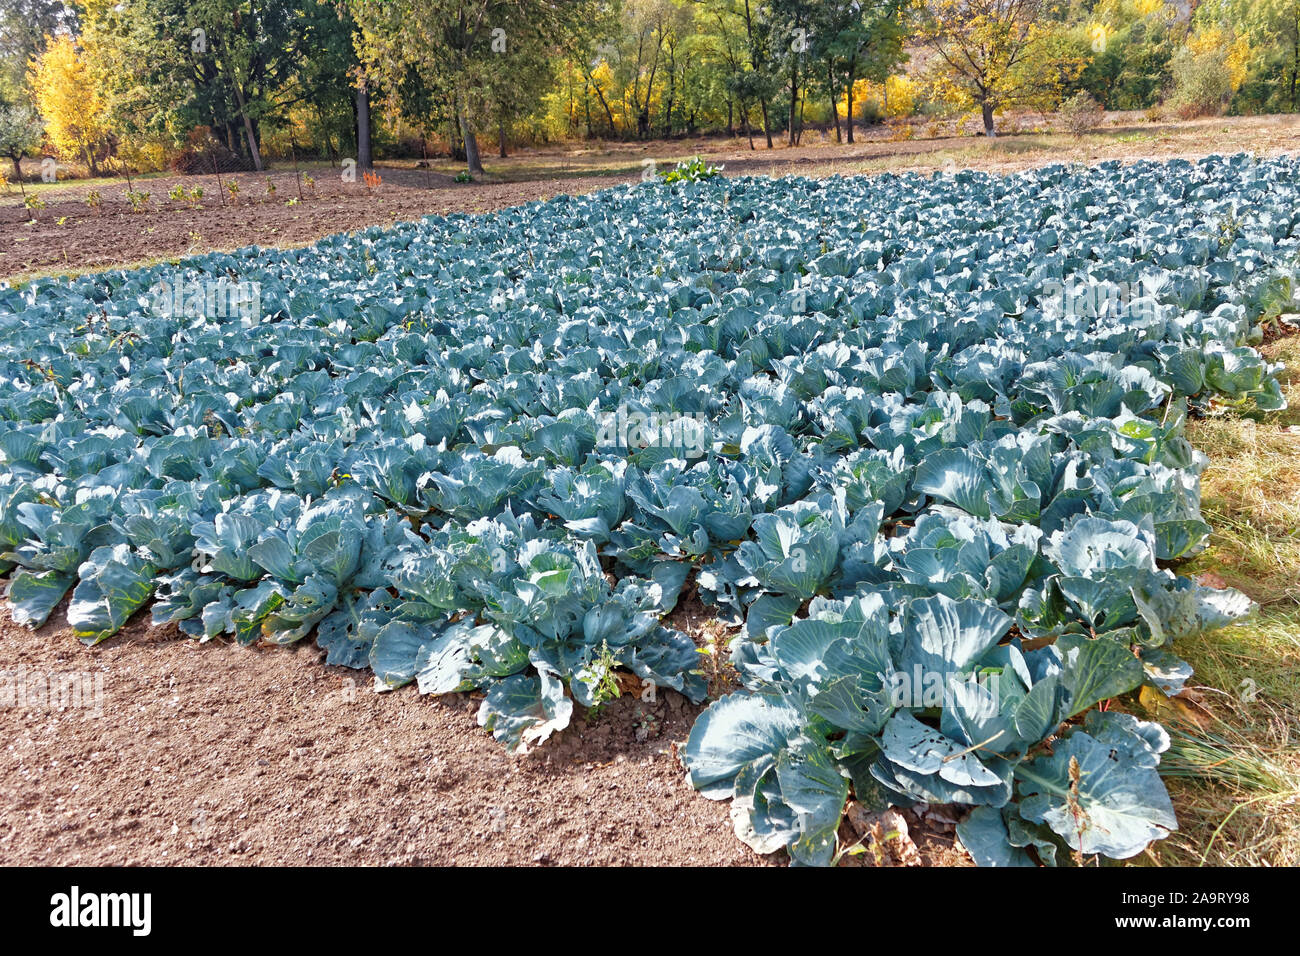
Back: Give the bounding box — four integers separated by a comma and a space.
1146, 334, 1300, 866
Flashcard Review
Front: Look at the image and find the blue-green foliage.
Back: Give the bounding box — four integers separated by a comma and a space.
0, 154, 1290, 864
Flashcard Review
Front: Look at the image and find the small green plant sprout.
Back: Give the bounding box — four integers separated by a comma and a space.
454, 169, 472, 183
55, 215, 67, 225
23, 193, 46, 220
303, 173, 316, 195
84, 189, 102, 213
583, 640, 623, 715
225, 180, 240, 204
187, 185, 204, 206
125, 189, 150, 213
265, 177, 276, 197
658, 155, 723, 184
169, 183, 187, 202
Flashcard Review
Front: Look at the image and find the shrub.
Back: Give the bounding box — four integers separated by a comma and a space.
1058, 91, 1104, 137
118, 139, 173, 173
1169, 28, 1250, 119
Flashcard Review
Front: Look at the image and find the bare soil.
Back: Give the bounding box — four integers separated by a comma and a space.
5, 112, 1299, 283
0, 596, 967, 867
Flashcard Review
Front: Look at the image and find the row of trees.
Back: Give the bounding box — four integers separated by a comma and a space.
0, 0, 1297, 182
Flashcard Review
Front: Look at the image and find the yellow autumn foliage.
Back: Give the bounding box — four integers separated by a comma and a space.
1187, 26, 1251, 92
28, 34, 111, 173
838, 75, 916, 121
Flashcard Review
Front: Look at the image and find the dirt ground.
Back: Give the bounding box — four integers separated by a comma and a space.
4, 112, 1300, 282
0, 595, 967, 867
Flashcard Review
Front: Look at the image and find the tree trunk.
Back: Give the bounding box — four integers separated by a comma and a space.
459, 113, 484, 176
760, 99, 773, 148
788, 60, 798, 146
232, 80, 263, 171
356, 81, 372, 169
450, 124, 463, 161
846, 68, 855, 144
589, 75, 617, 137
663, 65, 675, 138
1291, 37, 1299, 111
498, 117, 508, 158
828, 62, 841, 144
982, 100, 996, 137
10, 155, 21, 182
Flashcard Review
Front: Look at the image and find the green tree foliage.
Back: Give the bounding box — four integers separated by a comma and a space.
1196, 0, 1300, 113
13, 0, 1300, 179
83, 0, 362, 169
0, 0, 76, 100
349, 0, 598, 174
809, 0, 907, 144
0, 100, 43, 179
1073, 0, 1182, 111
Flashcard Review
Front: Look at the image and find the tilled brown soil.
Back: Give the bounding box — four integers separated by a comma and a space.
5, 112, 1298, 282
0, 600, 759, 866
1, 169, 636, 281
0, 597, 968, 867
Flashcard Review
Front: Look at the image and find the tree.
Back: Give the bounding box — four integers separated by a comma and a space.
1169, 23, 1251, 117
28, 33, 110, 173
1194, 0, 1299, 112
692, 0, 751, 138
810, 0, 907, 144
741, 0, 777, 147
0, 101, 42, 180
621, 0, 669, 140
765, 0, 817, 145
82, 0, 361, 169
0, 0, 75, 99
351, 0, 595, 175
1073, 0, 1179, 111
187, 0, 305, 171
916, 0, 1055, 136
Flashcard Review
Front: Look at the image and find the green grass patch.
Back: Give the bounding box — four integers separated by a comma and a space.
1149, 334, 1300, 866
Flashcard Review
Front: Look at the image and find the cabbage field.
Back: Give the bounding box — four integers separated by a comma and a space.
0, 154, 1291, 867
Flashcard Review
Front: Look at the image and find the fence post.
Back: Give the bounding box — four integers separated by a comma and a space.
213, 154, 224, 207
291, 138, 304, 202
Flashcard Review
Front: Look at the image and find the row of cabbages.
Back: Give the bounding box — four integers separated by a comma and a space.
0, 153, 1290, 865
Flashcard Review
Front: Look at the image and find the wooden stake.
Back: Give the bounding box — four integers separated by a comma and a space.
213, 153, 224, 207
291, 138, 304, 202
